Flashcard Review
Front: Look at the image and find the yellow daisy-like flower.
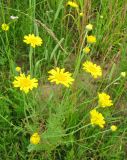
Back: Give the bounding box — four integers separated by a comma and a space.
13, 73, 38, 93
16, 67, 21, 72
23, 34, 43, 48
30, 133, 40, 145
90, 109, 105, 128
83, 61, 102, 79
87, 35, 96, 44
83, 47, 90, 54
86, 24, 93, 31
48, 67, 74, 87
1, 23, 9, 31
110, 125, 117, 132
67, 1, 78, 8
98, 92, 113, 107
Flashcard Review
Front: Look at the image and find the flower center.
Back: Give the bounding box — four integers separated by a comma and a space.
56, 73, 67, 82
20, 78, 31, 88
29, 37, 36, 44
89, 65, 96, 73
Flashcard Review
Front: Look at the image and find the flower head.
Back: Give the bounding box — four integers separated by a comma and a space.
13, 73, 38, 93
98, 92, 113, 107
87, 35, 96, 44
30, 133, 40, 145
79, 12, 83, 17
86, 24, 93, 31
1, 23, 9, 31
67, 1, 78, 8
110, 125, 117, 132
83, 47, 90, 54
48, 67, 74, 87
83, 61, 102, 79
120, 72, 126, 77
23, 34, 43, 48
16, 67, 21, 72
90, 109, 105, 128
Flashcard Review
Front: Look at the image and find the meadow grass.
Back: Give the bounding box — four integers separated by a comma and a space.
0, 0, 127, 159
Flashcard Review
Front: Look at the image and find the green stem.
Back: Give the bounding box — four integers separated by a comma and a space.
0, 114, 14, 127
103, 76, 121, 91
23, 93, 29, 126
113, 78, 126, 103
74, 31, 88, 77
29, 0, 36, 76
29, 47, 33, 76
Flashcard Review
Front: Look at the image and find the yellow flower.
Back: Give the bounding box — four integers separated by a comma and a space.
110, 125, 117, 132
48, 67, 74, 87
98, 92, 113, 107
86, 24, 93, 31
23, 34, 43, 48
83, 61, 102, 79
83, 47, 90, 54
1, 23, 9, 31
120, 72, 126, 77
79, 12, 83, 17
67, 1, 78, 8
90, 109, 105, 128
87, 35, 96, 44
13, 73, 38, 93
16, 67, 21, 72
30, 133, 40, 145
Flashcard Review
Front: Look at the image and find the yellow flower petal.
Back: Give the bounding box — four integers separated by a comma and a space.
83, 47, 90, 54
48, 67, 74, 87
1, 23, 9, 31
13, 73, 38, 93
98, 92, 113, 107
110, 125, 117, 132
90, 109, 105, 128
16, 67, 21, 72
30, 133, 40, 145
67, 1, 78, 8
23, 34, 43, 48
87, 35, 96, 44
83, 61, 102, 79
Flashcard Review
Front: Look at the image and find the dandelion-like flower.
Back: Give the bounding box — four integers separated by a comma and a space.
23, 34, 43, 48
13, 73, 38, 93
83, 47, 90, 54
98, 92, 113, 107
86, 24, 93, 31
1, 23, 9, 31
67, 1, 78, 8
87, 35, 96, 44
90, 109, 105, 128
83, 61, 102, 79
30, 133, 40, 145
110, 125, 117, 132
48, 67, 74, 87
